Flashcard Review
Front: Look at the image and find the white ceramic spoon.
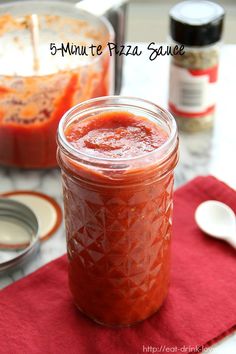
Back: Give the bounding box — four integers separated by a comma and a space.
195, 200, 236, 249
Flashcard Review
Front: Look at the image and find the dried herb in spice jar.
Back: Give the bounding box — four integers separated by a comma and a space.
168, 0, 224, 132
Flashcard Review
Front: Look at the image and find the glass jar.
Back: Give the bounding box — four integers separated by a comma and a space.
57, 96, 179, 326
0, 1, 114, 168
168, 0, 224, 132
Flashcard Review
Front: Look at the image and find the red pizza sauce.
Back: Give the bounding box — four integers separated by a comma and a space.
0, 62, 111, 168
58, 103, 178, 326
0, 12, 112, 168
65, 111, 168, 159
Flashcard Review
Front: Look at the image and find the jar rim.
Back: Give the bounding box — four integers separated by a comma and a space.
57, 96, 178, 167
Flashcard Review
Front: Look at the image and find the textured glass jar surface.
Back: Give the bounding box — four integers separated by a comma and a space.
58, 97, 178, 326
0, 1, 113, 168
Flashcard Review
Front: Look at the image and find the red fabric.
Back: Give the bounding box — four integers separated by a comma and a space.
1, 176, 236, 354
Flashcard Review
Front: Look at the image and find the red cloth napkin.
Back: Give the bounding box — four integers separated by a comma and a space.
1, 176, 236, 354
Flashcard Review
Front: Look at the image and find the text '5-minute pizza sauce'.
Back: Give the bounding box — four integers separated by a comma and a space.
57, 97, 179, 326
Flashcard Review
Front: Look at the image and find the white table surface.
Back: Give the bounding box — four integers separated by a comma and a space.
0, 44, 236, 353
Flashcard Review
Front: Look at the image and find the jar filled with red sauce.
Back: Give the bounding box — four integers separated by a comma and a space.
57, 96, 179, 326
0, 1, 113, 168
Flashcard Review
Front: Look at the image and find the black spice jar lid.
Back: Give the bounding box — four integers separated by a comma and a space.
170, 0, 225, 46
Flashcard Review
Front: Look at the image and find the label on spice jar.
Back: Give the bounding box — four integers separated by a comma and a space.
168, 63, 218, 118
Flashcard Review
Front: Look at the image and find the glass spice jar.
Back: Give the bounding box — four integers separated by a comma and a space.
168, 0, 224, 132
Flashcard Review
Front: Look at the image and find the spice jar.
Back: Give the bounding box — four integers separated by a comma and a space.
168, 0, 224, 132
57, 96, 179, 326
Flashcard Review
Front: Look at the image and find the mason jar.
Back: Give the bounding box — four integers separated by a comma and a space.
57, 96, 179, 326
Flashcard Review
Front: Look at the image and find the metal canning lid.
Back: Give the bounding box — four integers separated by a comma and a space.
0, 198, 40, 273
169, 0, 225, 46
2, 191, 62, 242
